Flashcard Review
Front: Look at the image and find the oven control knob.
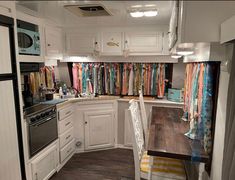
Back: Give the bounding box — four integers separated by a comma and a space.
45, 111, 50, 116
36, 115, 41, 120
31, 117, 36, 122
41, 113, 45, 118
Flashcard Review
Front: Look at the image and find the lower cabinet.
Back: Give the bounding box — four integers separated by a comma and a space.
31, 142, 59, 180
84, 110, 114, 150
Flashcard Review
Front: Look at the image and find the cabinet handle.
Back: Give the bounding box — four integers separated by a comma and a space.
65, 122, 71, 126
47, 44, 51, 46
65, 111, 71, 115
67, 148, 72, 154
66, 135, 71, 140
35, 173, 38, 180
85, 121, 87, 124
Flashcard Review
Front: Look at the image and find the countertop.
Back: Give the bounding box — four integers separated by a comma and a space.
53, 95, 183, 107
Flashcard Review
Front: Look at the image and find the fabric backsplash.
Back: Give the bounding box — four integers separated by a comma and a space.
72, 62, 171, 97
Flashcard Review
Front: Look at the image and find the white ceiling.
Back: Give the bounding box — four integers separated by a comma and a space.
16, 1, 173, 27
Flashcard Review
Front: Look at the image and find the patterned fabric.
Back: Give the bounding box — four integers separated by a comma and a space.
183, 62, 218, 154
72, 62, 168, 96
140, 151, 186, 180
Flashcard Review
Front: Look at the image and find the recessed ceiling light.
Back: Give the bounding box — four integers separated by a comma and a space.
143, 10, 158, 17
171, 54, 182, 59
177, 51, 194, 56
131, 5, 143, 8
144, 4, 156, 7
130, 11, 144, 18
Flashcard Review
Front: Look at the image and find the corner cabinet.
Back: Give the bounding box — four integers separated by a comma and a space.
84, 110, 114, 150
45, 26, 63, 60
31, 141, 59, 180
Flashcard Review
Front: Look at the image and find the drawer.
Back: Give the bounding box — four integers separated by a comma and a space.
60, 138, 75, 163
59, 127, 74, 148
58, 105, 73, 121
59, 115, 73, 134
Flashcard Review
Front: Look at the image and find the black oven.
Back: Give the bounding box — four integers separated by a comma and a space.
25, 104, 58, 158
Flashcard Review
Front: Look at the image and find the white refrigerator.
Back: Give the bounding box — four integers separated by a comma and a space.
0, 15, 25, 180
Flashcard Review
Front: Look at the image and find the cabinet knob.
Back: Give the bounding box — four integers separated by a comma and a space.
47, 44, 51, 47
85, 121, 88, 124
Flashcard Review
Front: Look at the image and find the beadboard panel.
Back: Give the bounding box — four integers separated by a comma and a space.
0, 80, 21, 180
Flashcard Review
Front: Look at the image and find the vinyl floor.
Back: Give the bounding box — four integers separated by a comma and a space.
50, 148, 135, 180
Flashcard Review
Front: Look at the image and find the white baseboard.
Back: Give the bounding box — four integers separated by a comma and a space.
116, 144, 133, 150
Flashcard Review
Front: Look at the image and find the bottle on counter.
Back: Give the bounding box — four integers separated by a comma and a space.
62, 84, 67, 95
59, 87, 63, 99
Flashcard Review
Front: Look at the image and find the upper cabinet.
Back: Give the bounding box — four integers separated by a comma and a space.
65, 29, 169, 56
125, 32, 164, 55
100, 32, 123, 56
0, 1, 15, 18
221, 15, 235, 43
45, 26, 63, 60
170, 1, 235, 51
66, 33, 98, 56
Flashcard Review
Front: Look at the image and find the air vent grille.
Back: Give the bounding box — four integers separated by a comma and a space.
64, 4, 112, 17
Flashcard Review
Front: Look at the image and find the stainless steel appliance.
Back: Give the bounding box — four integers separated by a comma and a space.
17, 19, 40, 56
25, 104, 58, 158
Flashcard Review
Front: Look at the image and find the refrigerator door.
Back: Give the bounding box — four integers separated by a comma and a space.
0, 25, 12, 74
0, 80, 22, 180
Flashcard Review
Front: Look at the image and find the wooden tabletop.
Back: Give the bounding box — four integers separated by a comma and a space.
147, 106, 209, 163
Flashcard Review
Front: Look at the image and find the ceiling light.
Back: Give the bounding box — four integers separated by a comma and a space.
171, 54, 182, 59
143, 10, 158, 17
130, 11, 144, 18
177, 51, 194, 56
144, 4, 156, 7
131, 5, 143, 8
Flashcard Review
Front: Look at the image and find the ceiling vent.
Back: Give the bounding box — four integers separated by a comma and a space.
64, 4, 112, 17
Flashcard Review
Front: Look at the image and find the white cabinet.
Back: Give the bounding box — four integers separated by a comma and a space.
125, 32, 164, 55
66, 33, 98, 55
100, 32, 123, 56
45, 26, 63, 60
84, 110, 114, 150
0, 1, 15, 17
57, 103, 75, 167
221, 15, 235, 43
31, 142, 59, 180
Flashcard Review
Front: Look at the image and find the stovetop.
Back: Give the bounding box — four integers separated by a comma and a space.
24, 104, 55, 117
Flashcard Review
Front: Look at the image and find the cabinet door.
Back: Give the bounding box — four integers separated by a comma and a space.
45, 26, 63, 59
0, 1, 15, 17
84, 110, 114, 150
125, 32, 163, 54
101, 32, 123, 55
66, 33, 97, 55
31, 144, 58, 180
124, 109, 132, 147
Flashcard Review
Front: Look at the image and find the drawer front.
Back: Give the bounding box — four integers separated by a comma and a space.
58, 105, 73, 121
59, 127, 74, 148
60, 138, 75, 163
59, 115, 73, 134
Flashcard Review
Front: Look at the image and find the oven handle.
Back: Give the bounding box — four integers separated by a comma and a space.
30, 116, 55, 127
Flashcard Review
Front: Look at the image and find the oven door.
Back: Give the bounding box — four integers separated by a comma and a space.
17, 28, 40, 56
28, 115, 58, 158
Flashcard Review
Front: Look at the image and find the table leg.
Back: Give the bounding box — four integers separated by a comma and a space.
198, 163, 205, 180
148, 156, 154, 180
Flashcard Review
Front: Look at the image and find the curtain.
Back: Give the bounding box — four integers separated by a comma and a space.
222, 45, 235, 180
